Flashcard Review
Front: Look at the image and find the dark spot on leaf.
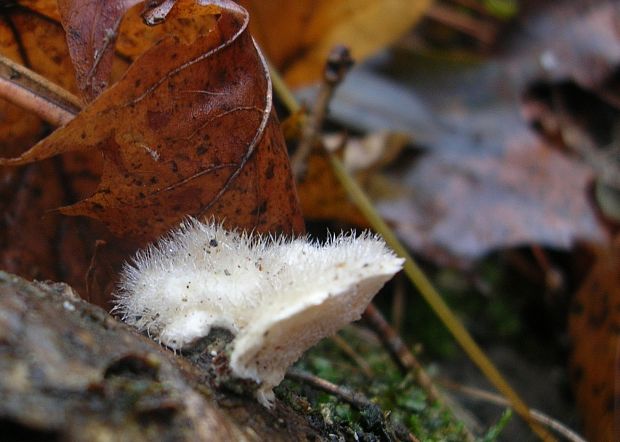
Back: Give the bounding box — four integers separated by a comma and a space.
265, 161, 275, 179
591, 382, 604, 396
587, 293, 610, 327
570, 302, 584, 315
146, 110, 172, 130
605, 394, 616, 412
251, 200, 268, 216
570, 365, 583, 383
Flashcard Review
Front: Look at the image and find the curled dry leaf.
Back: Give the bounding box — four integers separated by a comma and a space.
1, 0, 304, 243
57, 0, 143, 101
238, 0, 432, 87
56, 0, 223, 101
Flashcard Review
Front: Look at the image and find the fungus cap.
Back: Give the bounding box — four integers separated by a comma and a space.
115, 219, 403, 406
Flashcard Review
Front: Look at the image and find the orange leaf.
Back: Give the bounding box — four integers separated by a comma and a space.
239, 0, 432, 87
569, 242, 620, 442
297, 150, 367, 227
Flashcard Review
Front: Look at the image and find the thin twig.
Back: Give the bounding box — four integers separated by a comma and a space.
290, 46, 353, 179
286, 368, 373, 410
0, 53, 81, 126
363, 305, 476, 442
425, 3, 498, 46
330, 333, 374, 378
85, 240, 107, 303
440, 379, 587, 442
287, 368, 422, 442
363, 303, 440, 401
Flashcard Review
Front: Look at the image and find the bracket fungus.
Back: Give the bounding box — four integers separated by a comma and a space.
114, 219, 403, 406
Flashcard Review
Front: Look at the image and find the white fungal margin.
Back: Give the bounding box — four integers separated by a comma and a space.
114, 218, 403, 406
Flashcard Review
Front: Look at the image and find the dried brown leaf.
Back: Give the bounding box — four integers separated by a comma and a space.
297, 150, 367, 227
377, 134, 606, 266
1, 0, 304, 243
294, 131, 408, 228
57, 0, 142, 100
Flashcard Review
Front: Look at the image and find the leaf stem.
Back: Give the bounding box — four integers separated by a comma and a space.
290, 46, 353, 179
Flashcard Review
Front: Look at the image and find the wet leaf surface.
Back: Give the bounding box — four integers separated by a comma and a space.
510, 0, 620, 104
376, 130, 605, 266
310, 0, 616, 265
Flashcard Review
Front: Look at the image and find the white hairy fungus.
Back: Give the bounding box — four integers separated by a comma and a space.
114, 219, 403, 406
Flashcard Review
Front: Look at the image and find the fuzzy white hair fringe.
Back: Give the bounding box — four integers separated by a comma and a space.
114, 218, 403, 406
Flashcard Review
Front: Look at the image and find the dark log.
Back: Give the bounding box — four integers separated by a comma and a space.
0, 271, 320, 441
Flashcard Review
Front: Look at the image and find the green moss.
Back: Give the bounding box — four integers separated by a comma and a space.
276, 326, 484, 440
480, 409, 513, 442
